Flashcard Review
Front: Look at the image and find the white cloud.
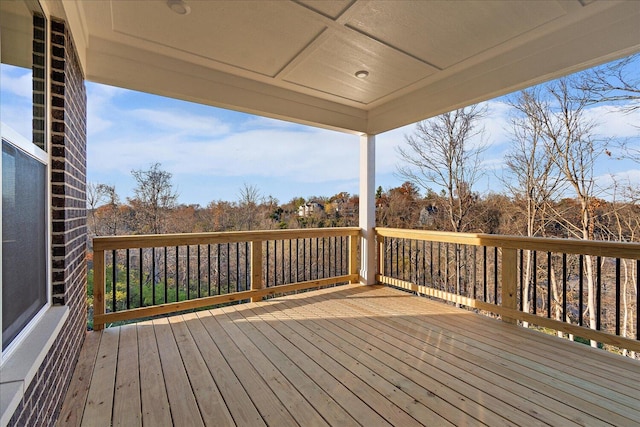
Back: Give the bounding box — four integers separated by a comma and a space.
0, 65, 31, 98
0, 104, 31, 141
87, 83, 128, 135
88, 125, 359, 184
130, 108, 231, 137
480, 100, 512, 146
596, 169, 640, 189
376, 123, 416, 175
585, 105, 640, 139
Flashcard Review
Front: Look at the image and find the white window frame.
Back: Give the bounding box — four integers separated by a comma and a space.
0, 0, 52, 363
0, 122, 52, 364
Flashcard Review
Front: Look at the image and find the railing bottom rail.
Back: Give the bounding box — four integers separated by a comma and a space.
95, 274, 357, 328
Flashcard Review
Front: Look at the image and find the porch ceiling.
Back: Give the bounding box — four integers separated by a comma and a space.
54, 0, 640, 134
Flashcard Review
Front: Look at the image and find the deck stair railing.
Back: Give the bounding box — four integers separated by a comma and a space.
376, 227, 640, 355
92, 227, 360, 330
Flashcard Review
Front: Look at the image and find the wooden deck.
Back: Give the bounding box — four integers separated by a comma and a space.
57, 284, 640, 427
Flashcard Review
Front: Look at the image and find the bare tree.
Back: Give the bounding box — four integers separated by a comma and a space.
503, 88, 563, 324
236, 183, 263, 230
531, 77, 606, 346
397, 105, 487, 233
129, 163, 178, 234
397, 105, 487, 301
87, 182, 107, 236
87, 183, 120, 236
580, 53, 640, 112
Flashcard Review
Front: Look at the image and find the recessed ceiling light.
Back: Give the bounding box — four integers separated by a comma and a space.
167, 0, 191, 15
355, 70, 369, 79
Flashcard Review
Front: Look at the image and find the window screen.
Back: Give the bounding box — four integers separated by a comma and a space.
2, 140, 47, 350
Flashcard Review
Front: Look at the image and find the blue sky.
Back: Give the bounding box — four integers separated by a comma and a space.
1, 62, 639, 206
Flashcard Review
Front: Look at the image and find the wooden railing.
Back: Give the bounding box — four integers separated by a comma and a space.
92, 228, 360, 330
376, 227, 640, 354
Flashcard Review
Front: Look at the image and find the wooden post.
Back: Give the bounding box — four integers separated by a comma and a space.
250, 240, 263, 302
93, 249, 105, 331
501, 248, 518, 324
349, 234, 359, 284
377, 234, 384, 282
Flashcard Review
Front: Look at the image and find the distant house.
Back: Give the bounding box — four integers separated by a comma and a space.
419, 205, 438, 226
298, 201, 324, 217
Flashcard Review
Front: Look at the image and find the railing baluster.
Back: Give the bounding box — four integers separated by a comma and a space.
562, 253, 567, 323
164, 247, 168, 303
217, 243, 221, 295
579, 254, 584, 327
152, 247, 156, 305
597, 256, 602, 331
445, 243, 449, 292
637, 259, 639, 340
409, 239, 413, 283
494, 247, 498, 305
547, 251, 551, 319
390, 238, 394, 278
126, 249, 130, 310
245, 242, 250, 291
430, 241, 434, 286
266, 240, 270, 287
139, 248, 143, 307
532, 251, 537, 315
186, 245, 191, 300
519, 249, 523, 312
473, 246, 477, 300
111, 250, 116, 313
421, 240, 426, 286
315, 237, 319, 280
322, 237, 325, 279
483, 246, 487, 303
175, 246, 179, 302
438, 242, 443, 290
402, 238, 407, 281
226, 243, 232, 293
207, 244, 211, 296
235, 242, 240, 291
295, 239, 299, 282
615, 258, 620, 336
198, 245, 202, 298
341, 236, 345, 275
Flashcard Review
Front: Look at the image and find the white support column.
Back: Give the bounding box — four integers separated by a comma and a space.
359, 133, 376, 285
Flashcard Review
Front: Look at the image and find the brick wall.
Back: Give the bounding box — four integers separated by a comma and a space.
8, 17, 88, 427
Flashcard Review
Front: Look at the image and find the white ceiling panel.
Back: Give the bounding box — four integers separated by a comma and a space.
346, 0, 568, 69
110, 0, 327, 77
283, 32, 437, 104
55, 0, 640, 134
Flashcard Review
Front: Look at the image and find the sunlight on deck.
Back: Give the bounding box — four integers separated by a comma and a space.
58, 284, 640, 426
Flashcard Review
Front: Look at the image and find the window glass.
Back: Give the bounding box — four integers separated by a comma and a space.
1, 0, 46, 150
2, 141, 47, 350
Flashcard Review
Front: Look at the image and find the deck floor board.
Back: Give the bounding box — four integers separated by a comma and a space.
58, 284, 640, 426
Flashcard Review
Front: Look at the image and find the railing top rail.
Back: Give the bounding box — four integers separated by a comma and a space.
375, 227, 640, 259
93, 227, 361, 251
